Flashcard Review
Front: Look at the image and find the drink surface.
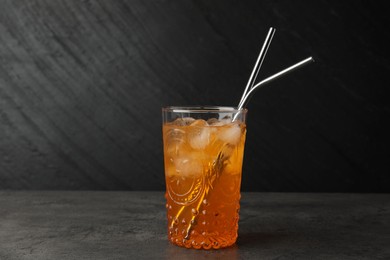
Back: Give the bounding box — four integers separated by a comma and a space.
163, 117, 246, 249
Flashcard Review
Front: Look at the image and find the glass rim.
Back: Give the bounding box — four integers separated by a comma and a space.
162, 106, 248, 113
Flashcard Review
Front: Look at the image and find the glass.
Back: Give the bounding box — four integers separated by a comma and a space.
162, 106, 247, 249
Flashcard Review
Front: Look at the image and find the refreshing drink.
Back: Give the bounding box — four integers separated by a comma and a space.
160, 27, 313, 250
162, 107, 247, 249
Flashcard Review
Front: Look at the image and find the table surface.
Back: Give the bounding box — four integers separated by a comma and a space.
0, 191, 389, 260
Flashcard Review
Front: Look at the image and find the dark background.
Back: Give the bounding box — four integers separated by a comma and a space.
0, 0, 389, 192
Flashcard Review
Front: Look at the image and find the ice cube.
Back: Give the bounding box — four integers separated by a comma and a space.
188, 119, 210, 149
173, 155, 203, 177
165, 128, 186, 156
190, 119, 208, 127
208, 117, 231, 126
207, 118, 219, 125
172, 117, 195, 126
165, 160, 177, 177
218, 123, 242, 145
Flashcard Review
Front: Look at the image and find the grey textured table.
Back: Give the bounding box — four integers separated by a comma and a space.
0, 192, 389, 259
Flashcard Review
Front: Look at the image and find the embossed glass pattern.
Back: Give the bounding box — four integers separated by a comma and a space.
162, 106, 247, 249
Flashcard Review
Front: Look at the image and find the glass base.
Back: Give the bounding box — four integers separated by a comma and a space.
168, 231, 238, 249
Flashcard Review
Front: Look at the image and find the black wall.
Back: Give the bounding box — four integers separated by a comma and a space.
0, 0, 389, 191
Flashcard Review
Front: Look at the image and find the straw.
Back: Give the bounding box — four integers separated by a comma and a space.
238, 27, 276, 106
237, 56, 315, 109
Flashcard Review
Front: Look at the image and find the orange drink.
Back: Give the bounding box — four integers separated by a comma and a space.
162, 107, 247, 249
